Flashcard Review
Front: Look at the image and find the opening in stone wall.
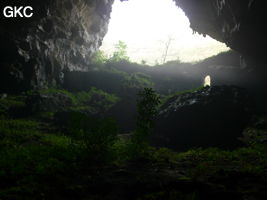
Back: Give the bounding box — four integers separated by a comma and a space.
100, 0, 230, 65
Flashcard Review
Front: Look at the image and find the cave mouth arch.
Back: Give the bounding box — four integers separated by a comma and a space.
100, 0, 229, 65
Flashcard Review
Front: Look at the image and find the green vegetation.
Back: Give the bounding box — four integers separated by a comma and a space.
122, 72, 154, 89
176, 144, 267, 178
73, 87, 120, 113
1, 110, 266, 199
112, 88, 161, 161
92, 40, 130, 65
241, 115, 267, 145
132, 88, 161, 153
39, 88, 77, 104
69, 113, 118, 163
0, 95, 26, 117
1, 67, 267, 199
0, 93, 267, 199
25, 87, 120, 116
91, 50, 108, 65
0, 119, 41, 148
109, 40, 130, 62
161, 86, 204, 105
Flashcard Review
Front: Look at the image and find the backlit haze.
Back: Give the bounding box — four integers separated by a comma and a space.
100, 0, 230, 65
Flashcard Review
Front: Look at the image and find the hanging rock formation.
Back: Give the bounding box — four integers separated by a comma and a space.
174, 0, 267, 60
0, 0, 114, 92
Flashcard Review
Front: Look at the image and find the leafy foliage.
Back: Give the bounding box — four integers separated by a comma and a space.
91, 40, 129, 65
136, 88, 161, 139
74, 87, 120, 113
91, 50, 108, 65
174, 144, 267, 179
122, 72, 154, 89
25, 87, 120, 116
130, 88, 161, 157
241, 115, 267, 145
0, 119, 41, 148
1, 89, 267, 199
69, 112, 118, 162
109, 40, 130, 62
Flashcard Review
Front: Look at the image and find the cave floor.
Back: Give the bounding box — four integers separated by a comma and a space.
0, 92, 267, 200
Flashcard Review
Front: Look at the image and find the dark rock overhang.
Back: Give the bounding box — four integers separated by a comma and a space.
173, 0, 267, 60
0, 0, 114, 91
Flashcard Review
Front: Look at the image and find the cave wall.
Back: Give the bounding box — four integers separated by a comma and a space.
0, 0, 114, 92
1, 0, 267, 93
174, 0, 267, 61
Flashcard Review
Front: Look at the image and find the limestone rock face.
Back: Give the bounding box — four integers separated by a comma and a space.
174, 0, 267, 60
153, 86, 252, 150
0, 0, 114, 92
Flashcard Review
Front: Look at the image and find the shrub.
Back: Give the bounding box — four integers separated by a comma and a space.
108, 40, 130, 62
74, 87, 120, 113
91, 50, 108, 65
122, 72, 154, 90
69, 113, 118, 163
131, 88, 161, 157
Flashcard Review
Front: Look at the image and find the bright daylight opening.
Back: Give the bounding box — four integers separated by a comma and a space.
204, 75, 211, 87
100, 0, 230, 65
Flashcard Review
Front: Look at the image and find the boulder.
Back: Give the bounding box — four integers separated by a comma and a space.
152, 86, 252, 150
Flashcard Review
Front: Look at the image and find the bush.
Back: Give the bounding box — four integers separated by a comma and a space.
109, 40, 130, 62
91, 50, 108, 65
122, 72, 154, 90
92, 40, 129, 65
131, 88, 161, 158
69, 113, 118, 163
0, 144, 78, 199
74, 87, 120, 113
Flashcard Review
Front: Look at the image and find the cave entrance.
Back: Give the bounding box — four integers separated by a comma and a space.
100, 0, 229, 65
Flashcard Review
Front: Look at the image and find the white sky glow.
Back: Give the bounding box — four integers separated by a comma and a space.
100, 0, 230, 65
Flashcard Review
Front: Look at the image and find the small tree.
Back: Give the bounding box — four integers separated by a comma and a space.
132, 88, 161, 155
141, 60, 147, 65
161, 35, 174, 64
92, 50, 108, 65
109, 40, 130, 62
